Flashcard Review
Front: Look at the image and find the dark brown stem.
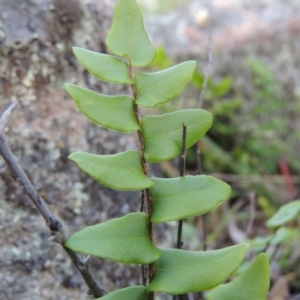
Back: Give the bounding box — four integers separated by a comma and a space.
173, 124, 187, 300
176, 124, 187, 250
198, 35, 213, 109
0, 107, 106, 298
127, 59, 155, 299
140, 190, 147, 286
140, 189, 145, 212
141, 264, 147, 286
197, 37, 214, 253
202, 214, 208, 251
179, 124, 187, 178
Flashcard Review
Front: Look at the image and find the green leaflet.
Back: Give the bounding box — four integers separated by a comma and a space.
69, 151, 153, 191
65, 84, 139, 133
142, 109, 213, 162
267, 200, 300, 229
72, 47, 132, 84
106, 0, 156, 66
207, 253, 270, 300
65, 213, 161, 264
247, 236, 274, 253
271, 227, 300, 246
151, 176, 231, 223
95, 286, 149, 300
149, 244, 249, 294
135, 61, 196, 108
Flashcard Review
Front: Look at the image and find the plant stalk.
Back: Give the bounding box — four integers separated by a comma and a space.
0, 132, 106, 298
176, 124, 187, 250
198, 37, 213, 252
128, 59, 155, 299
173, 124, 187, 300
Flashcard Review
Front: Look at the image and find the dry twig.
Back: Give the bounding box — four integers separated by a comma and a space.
0, 102, 18, 133
0, 104, 106, 298
198, 35, 213, 109
197, 36, 214, 252
245, 192, 256, 236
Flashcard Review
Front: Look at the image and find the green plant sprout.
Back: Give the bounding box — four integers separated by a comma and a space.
64, 0, 270, 299
249, 199, 300, 257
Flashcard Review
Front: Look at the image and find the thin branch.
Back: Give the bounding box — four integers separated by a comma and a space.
0, 109, 106, 298
140, 189, 145, 212
140, 190, 147, 286
176, 124, 187, 250
0, 133, 57, 227
198, 35, 213, 109
0, 102, 18, 133
173, 124, 187, 300
202, 214, 208, 251
196, 36, 213, 175
64, 247, 107, 297
197, 36, 214, 252
245, 192, 256, 236
141, 264, 147, 287
179, 124, 187, 178
269, 243, 281, 264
